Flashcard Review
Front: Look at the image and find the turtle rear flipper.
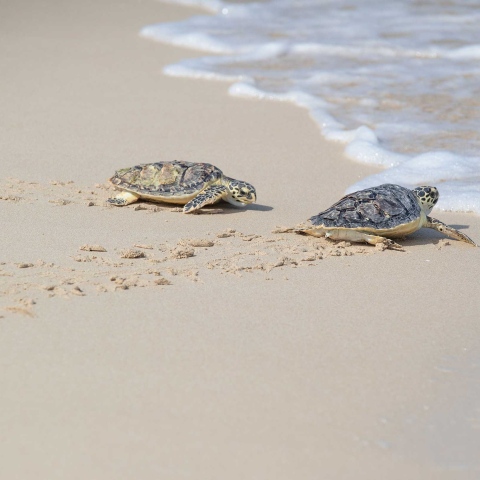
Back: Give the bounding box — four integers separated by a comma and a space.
107, 192, 140, 206
425, 217, 477, 246
183, 185, 228, 214
323, 229, 404, 250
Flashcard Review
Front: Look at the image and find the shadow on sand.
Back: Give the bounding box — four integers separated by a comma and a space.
130, 200, 273, 215
396, 224, 477, 248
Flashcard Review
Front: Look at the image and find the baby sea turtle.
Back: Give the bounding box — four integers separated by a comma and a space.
295, 184, 477, 248
107, 161, 256, 213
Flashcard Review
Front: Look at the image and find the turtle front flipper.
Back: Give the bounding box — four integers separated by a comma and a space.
183, 185, 228, 213
107, 191, 140, 206
425, 216, 477, 246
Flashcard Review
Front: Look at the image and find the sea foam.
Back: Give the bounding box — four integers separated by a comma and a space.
141, 0, 480, 214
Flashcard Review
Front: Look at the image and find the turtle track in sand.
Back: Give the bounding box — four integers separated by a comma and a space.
0, 178, 401, 317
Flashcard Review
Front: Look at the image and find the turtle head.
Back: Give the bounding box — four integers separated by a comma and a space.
223, 177, 257, 207
413, 186, 439, 214
224, 178, 257, 207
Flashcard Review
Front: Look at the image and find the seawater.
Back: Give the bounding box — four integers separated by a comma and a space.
141, 0, 480, 214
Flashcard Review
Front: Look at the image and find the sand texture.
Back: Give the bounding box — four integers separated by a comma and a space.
1, 1, 480, 478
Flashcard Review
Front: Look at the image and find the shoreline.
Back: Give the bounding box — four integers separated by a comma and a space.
1, 1, 480, 478
142, 0, 480, 215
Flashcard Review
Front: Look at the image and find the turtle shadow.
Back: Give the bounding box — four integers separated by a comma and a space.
201, 202, 272, 214
244, 203, 273, 212
448, 224, 470, 230
401, 227, 474, 247
400, 235, 444, 247
128, 200, 272, 215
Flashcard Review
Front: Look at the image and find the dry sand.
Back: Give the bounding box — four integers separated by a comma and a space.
1, 0, 480, 478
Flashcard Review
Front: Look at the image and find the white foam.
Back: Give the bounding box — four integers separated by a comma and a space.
349, 152, 480, 212
142, 0, 480, 214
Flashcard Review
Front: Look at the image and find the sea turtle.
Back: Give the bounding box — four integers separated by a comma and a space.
107, 160, 256, 213
294, 184, 477, 248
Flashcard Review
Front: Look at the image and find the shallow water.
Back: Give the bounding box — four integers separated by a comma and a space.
142, 0, 480, 213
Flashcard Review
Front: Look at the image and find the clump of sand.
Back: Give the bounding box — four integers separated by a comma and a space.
80, 244, 107, 252
120, 249, 145, 259
0, 178, 406, 317
185, 239, 215, 247
171, 247, 195, 259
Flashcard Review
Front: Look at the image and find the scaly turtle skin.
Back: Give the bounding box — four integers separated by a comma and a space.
295, 184, 477, 248
107, 161, 256, 213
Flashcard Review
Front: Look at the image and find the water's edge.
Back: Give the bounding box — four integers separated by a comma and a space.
141, 0, 480, 214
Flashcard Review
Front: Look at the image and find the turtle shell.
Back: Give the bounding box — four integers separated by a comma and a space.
309, 184, 421, 230
109, 161, 222, 198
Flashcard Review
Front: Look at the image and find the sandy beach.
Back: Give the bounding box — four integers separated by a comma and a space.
1, 0, 480, 478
